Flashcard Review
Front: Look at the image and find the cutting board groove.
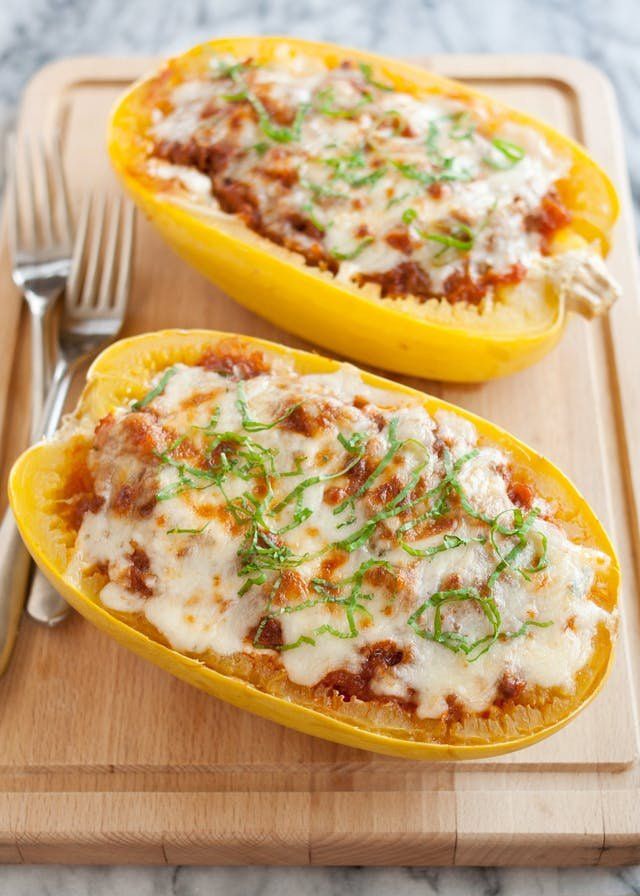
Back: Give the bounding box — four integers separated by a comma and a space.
0, 52, 639, 865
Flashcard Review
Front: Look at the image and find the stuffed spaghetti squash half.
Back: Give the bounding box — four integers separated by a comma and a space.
9, 331, 618, 759
108, 37, 620, 381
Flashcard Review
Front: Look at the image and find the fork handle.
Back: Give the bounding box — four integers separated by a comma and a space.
0, 507, 33, 674
0, 303, 65, 661
25, 359, 73, 626
40, 357, 72, 440
0, 305, 58, 663
26, 293, 52, 442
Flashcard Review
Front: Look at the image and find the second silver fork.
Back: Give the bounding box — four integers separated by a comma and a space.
7, 134, 73, 442
1, 133, 72, 650
40, 195, 135, 438
27, 194, 135, 626
0, 192, 134, 669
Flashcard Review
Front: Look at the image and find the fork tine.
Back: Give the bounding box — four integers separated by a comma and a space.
96, 196, 121, 310
21, 135, 38, 252
80, 194, 106, 307
112, 201, 135, 314
66, 193, 92, 309
35, 136, 54, 246
50, 131, 73, 248
5, 135, 19, 259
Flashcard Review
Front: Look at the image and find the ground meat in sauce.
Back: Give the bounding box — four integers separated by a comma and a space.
155, 137, 236, 176
251, 616, 284, 649
151, 66, 573, 307
385, 227, 414, 254
484, 261, 528, 289
127, 543, 153, 597
94, 418, 161, 520
255, 90, 296, 126
111, 479, 157, 519
96, 413, 159, 458
357, 261, 433, 301
279, 401, 338, 437
60, 448, 105, 531
508, 481, 534, 510
323, 453, 376, 506
68, 491, 105, 530
428, 181, 448, 199
525, 189, 572, 254
318, 641, 406, 702
156, 135, 340, 274
214, 178, 263, 231
207, 439, 241, 473
444, 694, 466, 724
70, 334, 593, 725
496, 671, 526, 702
442, 268, 486, 305
249, 570, 308, 649
286, 210, 324, 241
199, 341, 271, 380
445, 260, 528, 305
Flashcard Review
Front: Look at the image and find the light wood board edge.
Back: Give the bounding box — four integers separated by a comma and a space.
0, 51, 637, 865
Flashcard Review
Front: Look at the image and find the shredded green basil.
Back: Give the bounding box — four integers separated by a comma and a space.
330, 237, 374, 261
386, 191, 413, 210
402, 207, 418, 225
224, 83, 310, 143
213, 59, 248, 81
167, 522, 210, 535
131, 367, 177, 411
392, 160, 435, 186
338, 431, 367, 453
315, 86, 372, 119
236, 381, 300, 432
408, 588, 502, 662
423, 224, 474, 252
302, 179, 349, 201
300, 202, 327, 234
333, 418, 400, 516
272, 448, 366, 514
281, 455, 307, 477
358, 61, 394, 91
147, 362, 554, 664
324, 151, 386, 188
400, 532, 485, 559
484, 137, 526, 170
448, 111, 476, 141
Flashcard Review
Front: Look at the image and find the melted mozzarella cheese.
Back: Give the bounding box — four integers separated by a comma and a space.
146, 52, 572, 298
67, 359, 613, 718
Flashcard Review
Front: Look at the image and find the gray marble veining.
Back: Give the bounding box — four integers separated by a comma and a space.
2, 864, 640, 895
1, 0, 640, 226
1, 0, 639, 893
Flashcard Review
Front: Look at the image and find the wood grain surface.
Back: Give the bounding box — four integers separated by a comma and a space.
0, 53, 638, 865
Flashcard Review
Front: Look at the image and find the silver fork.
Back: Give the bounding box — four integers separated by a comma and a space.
28, 194, 135, 625
39, 194, 135, 439
7, 133, 73, 440
0, 134, 72, 671
0, 194, 135, 670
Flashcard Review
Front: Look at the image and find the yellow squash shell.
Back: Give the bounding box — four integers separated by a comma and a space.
8, 330, 619, 760
108, 37, 619, 382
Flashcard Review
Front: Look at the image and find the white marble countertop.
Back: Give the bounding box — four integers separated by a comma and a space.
1, 0, 639, 893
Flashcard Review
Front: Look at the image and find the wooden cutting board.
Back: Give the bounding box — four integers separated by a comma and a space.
0, 53, 639, 866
